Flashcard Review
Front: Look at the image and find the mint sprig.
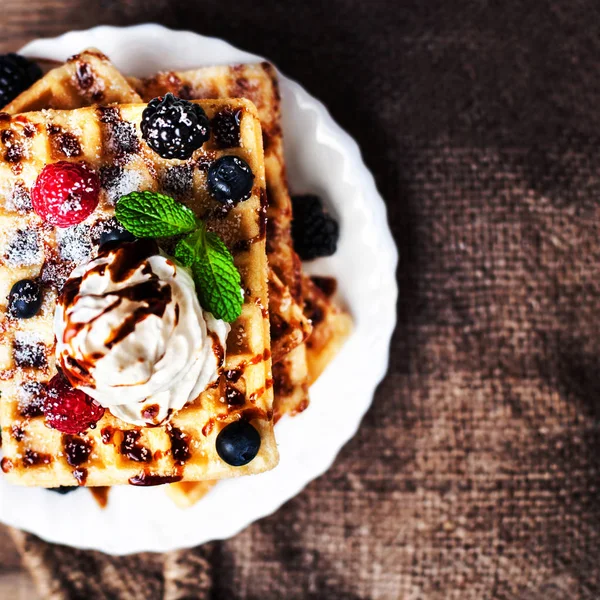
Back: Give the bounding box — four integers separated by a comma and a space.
116, 191, 197, 238
115, 191, 243, 323
175, 224, 243, 323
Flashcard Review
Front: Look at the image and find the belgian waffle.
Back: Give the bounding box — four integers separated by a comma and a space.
3, 49, 141, 114
268, 267, 311, 362
6, 55, 312, 407
131, 65, 314, 507
131, 64, 312, 412
302, 275, 353, 385
1, 53, 307, 503
0, 99, 278, 487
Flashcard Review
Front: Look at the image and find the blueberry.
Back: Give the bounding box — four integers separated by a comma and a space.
8, 279, 42, 319
47, 486, 77, 495
98, 226, 136, 248
216, 420, 261, 466
92, 218, 136, 249
207, 156, 254, 204
141, 93, 210, 160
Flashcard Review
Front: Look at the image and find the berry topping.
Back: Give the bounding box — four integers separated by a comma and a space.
31, 161, 100, 227
141, 93, 210, 160
48, 486, 77, 495
8, 278, 42, 319
207, 156, 254, 205
98, 226, 136, 248
94, 220, 136, 249
291, 194, 339, 260
0, 54, 42, 107
44, 374, 104, 434
216, 420, 261, 466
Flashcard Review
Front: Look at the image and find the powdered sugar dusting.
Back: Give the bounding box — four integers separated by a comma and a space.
100, 166, 144, 205
108, 120, 139, 161
160, 165, 193, 198
3, 181, 32, 213
209, 212, 243, 247
57, 223, 92, 264
14, 331, 42, 346
18, 381, 46, 417
5, 229, 42, 267
13, 331, 47, 368
90, 217, 128, 247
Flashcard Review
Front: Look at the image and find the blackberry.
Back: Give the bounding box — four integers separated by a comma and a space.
291, 194, 339, 260
0, 54, 42, 107
140, 93, 210, 160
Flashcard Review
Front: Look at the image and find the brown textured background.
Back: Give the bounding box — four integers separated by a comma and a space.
1, 0, 600, 598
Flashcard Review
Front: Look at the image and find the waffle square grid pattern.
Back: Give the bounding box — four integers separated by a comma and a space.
0, 99, 279, 487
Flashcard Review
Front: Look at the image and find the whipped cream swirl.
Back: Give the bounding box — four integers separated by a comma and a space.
54, 240, 229, 426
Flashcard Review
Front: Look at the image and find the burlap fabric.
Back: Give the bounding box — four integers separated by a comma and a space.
7, 1, 600, 598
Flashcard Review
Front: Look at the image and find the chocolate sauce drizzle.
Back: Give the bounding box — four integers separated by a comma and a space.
90, 487, 110, 508
233, 188, 268, 252
128, 473, 183, 487
225, 368, 243, 383
23, 449, 51, 467
167, 426, 191, 464
73, 468, 88, 485
225, 386, 245, 406
63, 435, 92, 467
101, 427, 114, 444
120, 430, 152, 463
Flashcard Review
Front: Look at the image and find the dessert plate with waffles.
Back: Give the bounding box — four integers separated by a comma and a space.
0, 24, 397, 554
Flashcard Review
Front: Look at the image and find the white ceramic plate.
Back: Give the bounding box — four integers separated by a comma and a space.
0, 24, 398, 554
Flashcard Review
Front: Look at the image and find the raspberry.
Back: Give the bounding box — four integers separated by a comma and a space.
32, 161, 100, 227
44, 373, 104, 434
291, 194, 339, 260
141, 93, 210, 160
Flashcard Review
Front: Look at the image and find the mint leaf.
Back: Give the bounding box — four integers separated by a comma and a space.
116, 191, 197, 238
173, 232, 198, 267
175, 224, 243, 323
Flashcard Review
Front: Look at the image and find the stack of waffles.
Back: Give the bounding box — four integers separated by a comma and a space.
0, 49, 352, 506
